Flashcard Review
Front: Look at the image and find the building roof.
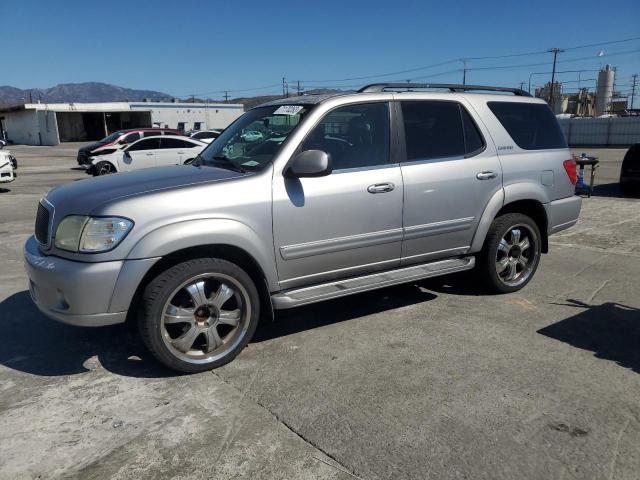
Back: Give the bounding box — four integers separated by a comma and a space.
0, 101, 243, 114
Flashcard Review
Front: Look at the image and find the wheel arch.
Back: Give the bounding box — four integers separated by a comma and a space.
471, 196, 549, 254
125, 243, 274, 328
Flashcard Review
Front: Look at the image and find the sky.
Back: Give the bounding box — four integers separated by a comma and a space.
1, 0, 639, 100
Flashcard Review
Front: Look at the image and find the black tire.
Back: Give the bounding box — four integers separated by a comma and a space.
139, 258, 260, 373
93, 161, 116, 176
477, 213, 542, 294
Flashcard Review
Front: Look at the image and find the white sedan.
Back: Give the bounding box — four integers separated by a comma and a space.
88, 136, 206, 175
0, 150, 16, 184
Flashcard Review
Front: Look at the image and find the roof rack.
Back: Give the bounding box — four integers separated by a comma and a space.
357, 83, 532, 97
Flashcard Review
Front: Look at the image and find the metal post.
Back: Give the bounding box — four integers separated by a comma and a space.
297, 80, 301, 96
548, 48, 564, 110
462, 59, 468, 85
631, 74, 638, 110
282, 77, 286, 98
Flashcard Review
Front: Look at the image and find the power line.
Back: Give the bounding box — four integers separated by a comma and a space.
173, 36, 640, 98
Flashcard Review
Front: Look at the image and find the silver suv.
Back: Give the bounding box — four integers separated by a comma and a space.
24, 83, 582, 372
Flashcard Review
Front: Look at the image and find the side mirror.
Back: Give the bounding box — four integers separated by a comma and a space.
286, 150, 332, 178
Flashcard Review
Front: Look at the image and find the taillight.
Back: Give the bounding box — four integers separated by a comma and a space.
563, 159, 577, 185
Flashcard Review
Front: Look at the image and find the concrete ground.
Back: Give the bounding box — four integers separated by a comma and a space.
0, 144, 639, 479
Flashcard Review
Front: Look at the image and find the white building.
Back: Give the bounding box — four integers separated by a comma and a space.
0, 101, 244, 145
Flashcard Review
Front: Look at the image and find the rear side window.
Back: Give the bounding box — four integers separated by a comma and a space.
488, 102, 567, 150
160, 138, 190, 149
143, 131, 161, 138
127, 138, 160, 151
401, 101, 484, 161
461, 107, 485, 154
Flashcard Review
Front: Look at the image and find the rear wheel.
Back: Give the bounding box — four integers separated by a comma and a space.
93, 161, 116, 176
139, 258, 260, 373
477, 213, 541, 293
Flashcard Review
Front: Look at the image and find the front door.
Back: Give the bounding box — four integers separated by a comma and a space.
397, 99, 503, 264
272, 102, 404, 289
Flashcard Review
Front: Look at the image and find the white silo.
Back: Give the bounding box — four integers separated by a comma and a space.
596, 65, 615, 116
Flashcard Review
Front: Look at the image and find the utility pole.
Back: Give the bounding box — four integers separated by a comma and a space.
548, 48, 564, 110
631, 74, 638, 110
462, 59, 468, 85
282, 77, 286, 98
519, 82, 525, 91
190, 94, 195, 104
224, 91, 229, 103
297, 80, 301, 96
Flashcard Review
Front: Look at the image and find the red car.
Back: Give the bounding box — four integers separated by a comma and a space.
77, 128, 184, 166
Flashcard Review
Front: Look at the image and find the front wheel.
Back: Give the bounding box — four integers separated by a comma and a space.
93, 161, 116, 176
477, 213, 541, 294
139, 258, 260, 373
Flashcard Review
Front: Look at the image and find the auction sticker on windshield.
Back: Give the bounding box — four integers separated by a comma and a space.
273, 105, 304, 116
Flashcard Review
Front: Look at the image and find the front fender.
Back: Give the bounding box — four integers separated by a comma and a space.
126, 218, 279, 291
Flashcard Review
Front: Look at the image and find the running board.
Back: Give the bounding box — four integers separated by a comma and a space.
271, 256, 475, 309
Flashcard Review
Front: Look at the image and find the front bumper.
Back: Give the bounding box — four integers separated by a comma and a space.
23, 236, 157, 327
545, 195, 582, 235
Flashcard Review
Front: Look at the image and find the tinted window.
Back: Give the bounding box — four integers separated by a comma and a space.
143, 131, 161, 138
127, 138, 160, 151
488, 102, 567, 150
401, 101, 465, 161
161, 138, 191, 149
194, 131, 216, 139
461, 107, 485, 154
123, 132, 141, 143
302, 102, 390, 170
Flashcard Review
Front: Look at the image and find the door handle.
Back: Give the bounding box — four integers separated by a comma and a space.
177, 151, 184, 154
145, 152, 154, 156
367, 182, 395, 194
476, 171, 497, 180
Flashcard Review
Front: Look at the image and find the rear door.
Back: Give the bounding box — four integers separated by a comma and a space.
121, 137, 160, 171
397, 98, 502, 264
155, 138, 192, 166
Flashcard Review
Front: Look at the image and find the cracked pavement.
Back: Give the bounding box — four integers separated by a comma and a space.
1, 145, 639, 479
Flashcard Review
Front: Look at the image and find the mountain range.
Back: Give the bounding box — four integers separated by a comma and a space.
0, 82, 346, 109
0, 82, 172, 106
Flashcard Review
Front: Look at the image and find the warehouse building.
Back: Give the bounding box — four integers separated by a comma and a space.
0, 101, 244, 145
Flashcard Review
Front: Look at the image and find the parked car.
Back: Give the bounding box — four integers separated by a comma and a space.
0, 140, 17, 169
190, 129, 223, 144
0, 150, 15, 183
87, 135, 206, 175
24, 83, 581, 372
77, 128, 184, 166
620, 143, 640, 195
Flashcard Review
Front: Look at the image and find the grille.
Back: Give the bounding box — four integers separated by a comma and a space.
35, 202, 51, 245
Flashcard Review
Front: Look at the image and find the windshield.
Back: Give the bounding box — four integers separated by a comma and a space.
197, 105, 312, 172
100, 131, 123, 143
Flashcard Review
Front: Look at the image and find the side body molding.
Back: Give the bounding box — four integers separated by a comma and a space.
126, 218, 280, 291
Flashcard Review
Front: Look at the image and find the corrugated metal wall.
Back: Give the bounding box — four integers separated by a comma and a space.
558, 117, 640, 146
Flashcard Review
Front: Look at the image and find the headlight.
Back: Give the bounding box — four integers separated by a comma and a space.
54, 216, 133, 253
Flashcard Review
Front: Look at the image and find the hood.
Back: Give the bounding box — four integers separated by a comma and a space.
80, 141, 109, 153
46, 165, 246, 216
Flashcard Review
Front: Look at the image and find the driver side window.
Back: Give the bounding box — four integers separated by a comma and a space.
301, 102, 390, 171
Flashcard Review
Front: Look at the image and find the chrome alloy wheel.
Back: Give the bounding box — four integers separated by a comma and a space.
495, 225, 539, 288
160, 273, 251, 364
